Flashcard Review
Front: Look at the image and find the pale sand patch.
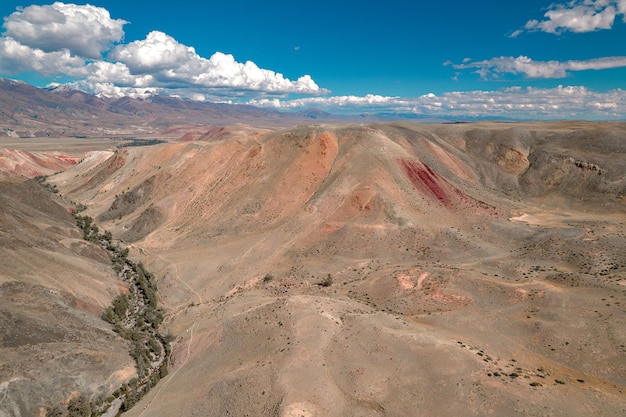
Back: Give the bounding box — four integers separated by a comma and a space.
106, 367, 137, 386
396, 273, 414, 289
225, 276, 262, 297
430, 289, 470, 304
416, 271, 429, 290
282, 401, 317, 417
509, 213, 534, 223
396, 271, 429, 290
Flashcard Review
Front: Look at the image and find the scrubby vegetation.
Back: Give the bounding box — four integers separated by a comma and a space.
35, 175, 59, 193
35, 178, 170, 416
72, 213, 170, 414
118, 138, 166, 148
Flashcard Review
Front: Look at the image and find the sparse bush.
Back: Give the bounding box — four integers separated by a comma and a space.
34, 175, 59, 193
101, 307, 117, 324
67, 394, 91, 417
320, 274, 333, 287
45, 405, 65, 417
112, 294, 129, 319
71, 204, 169, 415
74, 203, 88, 213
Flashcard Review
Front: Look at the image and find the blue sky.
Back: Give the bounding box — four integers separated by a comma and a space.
1, 1, 626, 119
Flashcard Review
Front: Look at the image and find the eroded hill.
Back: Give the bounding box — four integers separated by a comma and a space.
2, 121, 625, 416
0, 178, 135, 417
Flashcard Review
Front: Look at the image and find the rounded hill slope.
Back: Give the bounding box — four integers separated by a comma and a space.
39, 121, 626, 417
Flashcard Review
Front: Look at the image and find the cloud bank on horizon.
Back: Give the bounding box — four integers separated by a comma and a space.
250, 86, 626, 120
0, 1, 625, 120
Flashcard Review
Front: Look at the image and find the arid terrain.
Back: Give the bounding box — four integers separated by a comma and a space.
1, 118, 625, 416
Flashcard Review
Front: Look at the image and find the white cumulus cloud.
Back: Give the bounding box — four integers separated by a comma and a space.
2, 2, 126, 59
515, 0, 626, 35
0, 3, 327, 100
109, 31, 196, 73
107, 31, 326, 95
0, 36, 86, 76
249, 86, 626, 120
453, 55, 626, 79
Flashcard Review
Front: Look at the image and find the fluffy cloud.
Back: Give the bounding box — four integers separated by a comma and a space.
107, 31, 326, 95
0, 3, 326, 99
515, 0, 626, 35
453, 55, 626, 79
0, 36, 86, 76
109, 31, 197, 73
84, 61, 154, 87
2, 2, 126, 59
249, 86, 626, 120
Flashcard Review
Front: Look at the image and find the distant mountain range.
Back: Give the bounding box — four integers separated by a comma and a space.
0, 78, 299, 137
0, 79, 449, 138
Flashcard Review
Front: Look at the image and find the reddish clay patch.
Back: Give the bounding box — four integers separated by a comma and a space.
177, 132, 196, 142
399, 159, 451, 205
198, 126, 228, 142
0, 149, 80, 177
399, 158, 500, 216
55, 154, 80, 164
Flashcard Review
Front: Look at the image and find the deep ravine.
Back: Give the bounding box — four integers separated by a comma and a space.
38, 179, 170, 417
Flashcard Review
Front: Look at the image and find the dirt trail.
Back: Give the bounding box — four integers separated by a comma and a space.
157, 253, 203, 306
137, 320, 197, 417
